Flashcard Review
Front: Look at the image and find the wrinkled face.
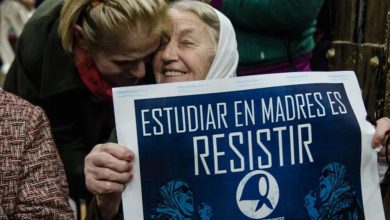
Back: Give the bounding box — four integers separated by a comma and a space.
174, 181, 194, 216
90, 32, 160, 87
319, 165, 335, 202
153, 9, 216, 84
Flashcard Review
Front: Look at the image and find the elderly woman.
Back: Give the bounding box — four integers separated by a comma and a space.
84, 1, 238, 219
150, 180, 195, 220
153, 0, 237, 83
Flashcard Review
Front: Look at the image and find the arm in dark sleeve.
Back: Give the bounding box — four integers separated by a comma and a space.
3, 31, 42, 102
211, 0, 324, 31
41, 92, 94, 201
6, 52, 90, 202
86, 197, 123, 220
5, 34, 101, 200
86, 197, 103, 220
7, 32, 91, 198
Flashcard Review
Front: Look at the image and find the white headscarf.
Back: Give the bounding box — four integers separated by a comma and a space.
206, 8, 238, 80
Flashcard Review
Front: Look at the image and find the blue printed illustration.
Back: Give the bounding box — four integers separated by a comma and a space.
198, 203, 213, 220
151, 180, 213, 220
304, 162, 363, 220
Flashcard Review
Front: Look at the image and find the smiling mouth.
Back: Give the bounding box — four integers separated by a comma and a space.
163, 71, 186, 76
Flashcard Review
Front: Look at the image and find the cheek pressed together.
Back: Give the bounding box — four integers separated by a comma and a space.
91, 32, 161, 87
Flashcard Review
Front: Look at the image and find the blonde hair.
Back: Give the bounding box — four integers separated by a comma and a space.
59, 0, 168, 53
170, 0, 220, 45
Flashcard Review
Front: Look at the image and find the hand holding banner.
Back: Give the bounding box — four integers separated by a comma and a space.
113, 71, 385, 220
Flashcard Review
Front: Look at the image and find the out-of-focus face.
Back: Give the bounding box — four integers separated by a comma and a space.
90, 32, 160, 87
153, 9, 216, 84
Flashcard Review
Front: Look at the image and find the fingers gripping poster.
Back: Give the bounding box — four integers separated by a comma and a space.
113, 71, 384, 220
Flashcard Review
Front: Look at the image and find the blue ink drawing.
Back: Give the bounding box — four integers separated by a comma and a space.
304, 162, 363, 220
151, 180, 213, 220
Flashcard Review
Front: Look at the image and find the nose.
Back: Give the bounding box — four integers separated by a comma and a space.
161, 41, 178, 63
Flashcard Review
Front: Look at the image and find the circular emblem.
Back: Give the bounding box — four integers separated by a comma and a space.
236, 170, 279, 219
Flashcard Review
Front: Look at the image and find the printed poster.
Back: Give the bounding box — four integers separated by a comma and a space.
113, 71, 385, 220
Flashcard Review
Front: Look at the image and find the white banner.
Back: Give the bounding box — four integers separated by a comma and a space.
114, 71, 384, 220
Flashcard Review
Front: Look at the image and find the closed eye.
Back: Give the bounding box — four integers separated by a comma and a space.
180, 40, 195, 47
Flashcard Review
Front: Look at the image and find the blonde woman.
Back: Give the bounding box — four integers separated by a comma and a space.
84, 1, 238, 219
3, 0, 167, 217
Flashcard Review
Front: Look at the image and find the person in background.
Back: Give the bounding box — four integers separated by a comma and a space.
2, 0, 167, 217
200, 0, 324, 76
372, 117, 390, 217
0, 88, 73, 219
84, 1, 238, 219
0, 0, 35, 74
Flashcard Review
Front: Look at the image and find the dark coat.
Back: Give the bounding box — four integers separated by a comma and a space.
4, 0, 107, 200
3, 0, 154, 201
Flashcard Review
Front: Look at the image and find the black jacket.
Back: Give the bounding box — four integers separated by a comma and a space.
4, 0, 154, 201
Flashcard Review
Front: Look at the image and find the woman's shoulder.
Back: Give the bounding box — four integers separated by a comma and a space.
27, 0, 63, 25
0, 89, 45, 119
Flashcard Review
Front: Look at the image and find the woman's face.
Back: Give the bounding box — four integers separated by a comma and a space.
319, 164, 336, 202
153, 9, 216, 84
173, 181, 194, 216
90, 32, 160, 87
